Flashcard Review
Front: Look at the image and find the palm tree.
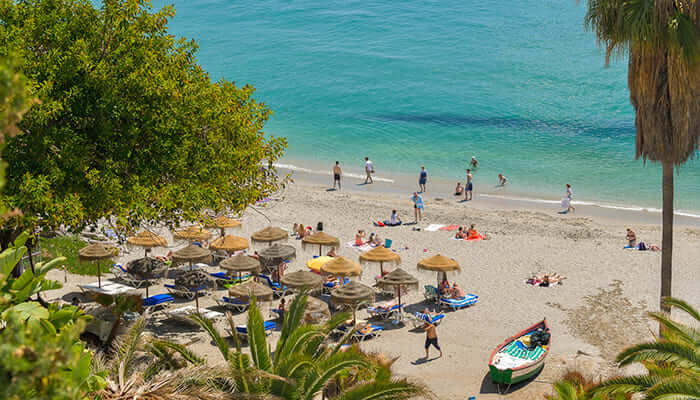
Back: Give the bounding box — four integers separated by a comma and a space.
590, 297, 700, 400
191, 292, 429, 400
583, 0, 700, 314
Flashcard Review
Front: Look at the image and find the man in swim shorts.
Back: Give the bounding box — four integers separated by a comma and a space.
418, 166, 427, 192
465, 169, 473, 201
333, 161, 342, 190
364, 157, 374, 184
423, 322, 442, 359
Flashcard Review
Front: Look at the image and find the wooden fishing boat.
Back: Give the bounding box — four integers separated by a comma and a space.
488, 319, 549, 392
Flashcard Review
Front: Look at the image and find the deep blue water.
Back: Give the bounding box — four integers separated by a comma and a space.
152, 0, 700, 213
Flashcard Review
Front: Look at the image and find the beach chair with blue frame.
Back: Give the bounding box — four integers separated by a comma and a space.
232, 320, 277, 341
439, 294, 479, 310
409, 311, 445, 328
423, 285, 438, 301
367, 303, 403, 320
258, 274, 291, 298
215, 296, 249, 313
164, 284, 209, 300
142, 294, 175, 312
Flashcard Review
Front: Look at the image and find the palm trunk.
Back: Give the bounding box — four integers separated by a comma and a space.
660, 161, 673, 316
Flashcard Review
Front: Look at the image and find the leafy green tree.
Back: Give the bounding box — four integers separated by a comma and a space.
0, 0, 286, 247
192, 293, 429, 400
583, 0, 700, 315
589, 297, 700, 400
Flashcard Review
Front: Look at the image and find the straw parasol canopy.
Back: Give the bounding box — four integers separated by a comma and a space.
175, 270, 216, 311
205, 215, 242, 236
280, 270, 323, 290
376, 268, 419, 309
219, 254, 261, 276
78, 243, 117, 288
258, 244, 296, 267
228, 280, 274, 302
173, 226, 212, 242
330, 281, 375, 323
298, 295, 330, 323
127, 230, 167, 249
126, 257, 168, 297
417, 254, 461, 273
209, 235, 249, 252
320, 256, 363, 277
172, 244, 212, 269
359, 246, 401, 275
250, 226, 288, 246
302, 231, 340, 256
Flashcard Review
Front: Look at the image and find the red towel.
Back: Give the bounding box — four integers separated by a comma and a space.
439, 225, 460, 231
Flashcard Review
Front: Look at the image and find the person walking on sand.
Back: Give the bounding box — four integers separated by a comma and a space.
418, 166, 428, 192
423, 321, 442, 359
411, 192, 424, 222
498, 173, 507, 186
364, 157, 374, 184
566, 183, 575, 212
332, 161, 342, 190
465, 169, 473, 201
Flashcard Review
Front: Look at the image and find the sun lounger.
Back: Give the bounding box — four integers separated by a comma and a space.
166, 306, 223, 325
142, 294, 174, 312
409, 312, 445, 328
367, 303, 402, 320
210, 272, 251, 287
423, 285, 438, 301
351, 324, 384, 341
439, 294, 479, 310
164, 284, 208, 300
258, 274, 290, 297
110, 264, 158, 288
233, 320, 276, 340
215, 296, 249, 312
323, 277, 351, 295
78, 281, 137, 297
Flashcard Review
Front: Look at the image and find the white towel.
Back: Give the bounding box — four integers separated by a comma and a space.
344, 240, 374, 252
424, 224, 445, 232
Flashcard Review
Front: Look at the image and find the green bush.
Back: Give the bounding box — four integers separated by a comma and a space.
42, 235, 103, 276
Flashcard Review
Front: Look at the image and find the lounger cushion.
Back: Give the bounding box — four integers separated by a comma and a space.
143, 294, 174, 306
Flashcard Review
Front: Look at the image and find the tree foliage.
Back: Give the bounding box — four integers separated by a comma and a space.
0, 0, 286, 239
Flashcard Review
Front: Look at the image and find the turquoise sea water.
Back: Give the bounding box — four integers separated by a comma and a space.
155, 0, 699, 214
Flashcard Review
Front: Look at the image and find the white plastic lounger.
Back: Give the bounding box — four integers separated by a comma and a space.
78, 281, 136, 296
166, 306, 223, 325
231, 320, 276, 340
215, 296, 249, 312
439, 294, 479, 310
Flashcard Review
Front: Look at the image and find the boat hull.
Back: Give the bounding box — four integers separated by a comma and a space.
488, 319, 549, 385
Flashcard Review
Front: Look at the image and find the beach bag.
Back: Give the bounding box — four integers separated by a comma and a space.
638, 242, 647, 251
384, 239, 392, 248
316, 222, 323, 231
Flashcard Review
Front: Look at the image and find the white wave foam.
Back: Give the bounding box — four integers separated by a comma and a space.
274, 162, 395, 183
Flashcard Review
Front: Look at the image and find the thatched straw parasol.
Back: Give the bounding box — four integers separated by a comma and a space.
126, 230, 167, 257
126, 257, 168, 297
359, 246, 401, 275
219, 254, 261, 280
302, 231, 340, 256
78, 243, 117, 288
280, 270, 323, 291
175, 270, 215, 311
258, 244, 296, 267
250, 226, 288, 246
173, 226, 212, 242
417, 254, 461, 305
209, 235, 249, 252
320, 256, 362, 277
296, 295, 330, 323
172, 244, 212, 270
330, 281, 375, 323
376, 268, 419, 310
228, 280, 274, 302
205, 215, 242, 237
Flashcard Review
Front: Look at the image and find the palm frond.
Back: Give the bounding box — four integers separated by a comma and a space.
648, 311, 700, 346
324, 311, 352, 333
276, 290, 309, 353
662, 297, 700, 323
276, 325, 325, 361
109, 315, 146, 379
190, 312, 230, 361
302, 350, 369, 400
645, 377, 700, 400
151, 339, 205, 366
247, 297, 272, 373
591, 374, 659, 396
332, 378, 430, 400
616, 341, 699, 370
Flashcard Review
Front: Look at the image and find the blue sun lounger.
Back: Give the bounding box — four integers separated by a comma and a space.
323, 277, 351, 294
367, 303, 402, 319
410, 312, 445, 327
258, 274, 290, 297
142, 294, 174, 311
234, 320, 276, 340
439, 294, 479, 310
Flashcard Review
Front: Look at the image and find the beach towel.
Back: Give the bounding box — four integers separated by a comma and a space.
465, 234, 485, 241
424, 224, 445, 232
344, 240, 373, 252
439, 225, 460, 231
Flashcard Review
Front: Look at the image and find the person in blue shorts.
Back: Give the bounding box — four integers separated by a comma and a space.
418, 166, 427, 192
465, 169, 473, 201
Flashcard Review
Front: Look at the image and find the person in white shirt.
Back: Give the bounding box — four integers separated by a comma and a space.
566, 184, 575, 212
364, 157, 374, 184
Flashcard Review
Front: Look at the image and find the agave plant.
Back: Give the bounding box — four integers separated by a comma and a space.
191, 291, 429, 400
589, 297, 700, 400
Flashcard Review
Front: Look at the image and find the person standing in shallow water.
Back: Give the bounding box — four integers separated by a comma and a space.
465, 169, 473, 201
418, 166, 427, 192
566, 183, 575, 213
332, 161, 342, 190
364, 157, 374, 184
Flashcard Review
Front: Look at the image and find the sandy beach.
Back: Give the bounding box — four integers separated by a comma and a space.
43, 175, 700, 400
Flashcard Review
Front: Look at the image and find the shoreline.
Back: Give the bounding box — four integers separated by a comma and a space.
278, 165, 700, 229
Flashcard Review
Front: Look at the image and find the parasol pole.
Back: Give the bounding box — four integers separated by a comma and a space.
195, 287, 200, 311
98, 261, 102, 288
